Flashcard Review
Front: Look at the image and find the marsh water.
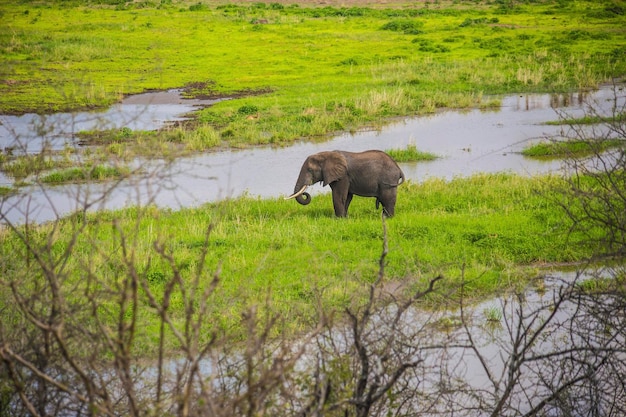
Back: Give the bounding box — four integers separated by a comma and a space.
1, 84, 624, 224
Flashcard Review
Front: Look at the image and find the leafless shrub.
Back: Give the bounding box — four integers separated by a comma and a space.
0, 182, 321, 416
554, 81, 626, 259
453, 81, 626, 417
455, 272, 626, 417
0, 111, 320, 416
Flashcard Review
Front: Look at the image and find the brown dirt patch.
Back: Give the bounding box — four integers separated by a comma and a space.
182, 80, 273, 100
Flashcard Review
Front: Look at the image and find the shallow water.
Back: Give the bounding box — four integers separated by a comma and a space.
1, 85, 624, 224
0, 89, 221, 153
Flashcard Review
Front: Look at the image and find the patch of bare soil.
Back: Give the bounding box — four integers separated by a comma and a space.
181, 80, 273, 100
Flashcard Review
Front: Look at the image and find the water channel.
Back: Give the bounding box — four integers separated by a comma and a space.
1, 84, 624, 224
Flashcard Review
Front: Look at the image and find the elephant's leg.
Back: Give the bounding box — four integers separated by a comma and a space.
332, 193, 347, 217
345, 193, 354, 214
379, 189, 397, 217
330, 182, 349, 217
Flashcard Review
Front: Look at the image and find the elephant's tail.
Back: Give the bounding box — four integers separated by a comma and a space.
388, 170, 405, 187
383, 170, 405, 188
398, 170, 405, 185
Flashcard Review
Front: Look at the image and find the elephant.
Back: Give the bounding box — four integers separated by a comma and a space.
285, 150, 405, 217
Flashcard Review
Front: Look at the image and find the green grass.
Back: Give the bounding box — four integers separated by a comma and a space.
75, 127, 140, 146
522, 139, 626, 158
76, 125, 223, 155
483, 304, 503, 324
0, 173, 600, 339
577, 274, 626, 294
545, 113, 626, 126
1, 153, 76, 180
1, 148, 133, 184
40, 164, 129, 183
386, 144, 437, 162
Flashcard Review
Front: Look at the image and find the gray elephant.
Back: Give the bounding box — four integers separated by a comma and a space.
285, 150, 405, 217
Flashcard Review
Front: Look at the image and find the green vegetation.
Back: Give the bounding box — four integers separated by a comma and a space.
1, 0, 625, 153
483, 304, 503, 323
0, 146, 133, 185
577, 274, 626, 294
77, 124, 222, 154
386, 144, 437, 162
522, 138, 625, 158
0, 173, 599, 337
39, 164, 129, 183
545, 113, 626, 126
75, 127, 143, 146
1, 153, 76, 180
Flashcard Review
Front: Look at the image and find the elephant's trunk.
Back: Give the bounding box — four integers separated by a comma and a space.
285, 184, 311, 205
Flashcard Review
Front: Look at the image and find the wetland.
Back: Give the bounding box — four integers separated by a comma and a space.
1, 83, 624, 223
1, 1, 625, 415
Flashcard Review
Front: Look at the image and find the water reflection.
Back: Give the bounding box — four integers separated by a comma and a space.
508, 90, 589, 111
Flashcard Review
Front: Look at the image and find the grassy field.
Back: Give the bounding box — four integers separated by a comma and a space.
1, 0, 625, 152
0, 173, 599, 339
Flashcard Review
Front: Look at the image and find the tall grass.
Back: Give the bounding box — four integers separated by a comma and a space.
2, 153, 75, 180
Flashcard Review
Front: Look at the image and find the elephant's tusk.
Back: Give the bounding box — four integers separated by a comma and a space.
285, 185, 308, 200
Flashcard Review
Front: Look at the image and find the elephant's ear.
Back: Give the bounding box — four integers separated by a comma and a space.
322, 152, 347, 186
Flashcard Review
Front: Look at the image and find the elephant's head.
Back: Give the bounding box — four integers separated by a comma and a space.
285, 151, 347, 205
